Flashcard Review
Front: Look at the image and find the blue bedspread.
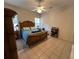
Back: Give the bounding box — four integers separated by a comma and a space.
21, 28, 41, 44
21, 30, 29, 43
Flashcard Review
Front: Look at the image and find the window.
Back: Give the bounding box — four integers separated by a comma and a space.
35, 18, 41, 28
12, 15, 19, 31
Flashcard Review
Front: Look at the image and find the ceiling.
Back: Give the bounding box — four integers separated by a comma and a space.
4, 0, 74, 11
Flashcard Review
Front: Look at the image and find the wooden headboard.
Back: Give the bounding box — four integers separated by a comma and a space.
20, 21, 35, 29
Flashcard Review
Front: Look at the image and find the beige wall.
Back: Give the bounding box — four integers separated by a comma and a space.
4, 3, 37, 22
5, 3, 74, 42
41, 5, 74, 42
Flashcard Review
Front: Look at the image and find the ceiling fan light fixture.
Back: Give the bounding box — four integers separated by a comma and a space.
37, 9, 42, 13
36, 6, 46, 13
32, 0, 46, 14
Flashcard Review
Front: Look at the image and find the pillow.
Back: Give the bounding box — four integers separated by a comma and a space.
31, 27, 35, 30
23, 27, 30, 31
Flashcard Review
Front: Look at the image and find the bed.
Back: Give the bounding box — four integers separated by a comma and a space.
27, 31, 48, 47
20, 21, 48, 47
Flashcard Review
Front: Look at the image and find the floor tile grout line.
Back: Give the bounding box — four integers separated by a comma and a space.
57, 42, 67, 59
17, 37, 73, 59
58, 42, 73, 59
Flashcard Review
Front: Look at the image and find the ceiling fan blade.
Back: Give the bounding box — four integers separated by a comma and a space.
32, 9, 37, 11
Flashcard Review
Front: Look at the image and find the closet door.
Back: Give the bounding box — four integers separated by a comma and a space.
4, 8, 18, 59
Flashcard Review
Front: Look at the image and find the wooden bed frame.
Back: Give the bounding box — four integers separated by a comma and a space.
27, 31, 48, 47
20, 21, 48, 47
20, 21, 35, 29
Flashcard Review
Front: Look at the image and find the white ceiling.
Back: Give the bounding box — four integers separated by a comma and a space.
4, 0, 74, 11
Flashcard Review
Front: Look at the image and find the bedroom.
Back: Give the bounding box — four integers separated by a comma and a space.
4, 0, 74, 59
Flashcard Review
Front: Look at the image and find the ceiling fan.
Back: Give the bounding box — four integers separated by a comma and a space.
32, 0, 47, 14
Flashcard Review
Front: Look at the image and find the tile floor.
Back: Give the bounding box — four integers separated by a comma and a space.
17, 37, 73, 59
